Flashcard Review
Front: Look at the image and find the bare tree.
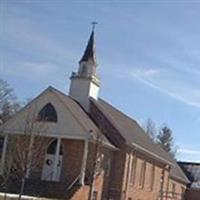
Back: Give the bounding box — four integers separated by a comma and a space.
1, 106, 49, 200
0, 79, 21, 123
143, 118, 157, 141
143, 119, 177, 158
0, 135, 15, 200
88, 130, 104, 200
0, 79, 14, 105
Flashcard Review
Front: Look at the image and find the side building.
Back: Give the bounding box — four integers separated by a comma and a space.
178, 161, 200, 200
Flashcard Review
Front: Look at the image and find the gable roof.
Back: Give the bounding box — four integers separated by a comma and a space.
91, 98, 189, 184
0, 87, 114, 149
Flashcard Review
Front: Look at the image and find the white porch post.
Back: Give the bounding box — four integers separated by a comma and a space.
0, 134, 8, 175
80, 138, 89, 185
52, 138, 61, 181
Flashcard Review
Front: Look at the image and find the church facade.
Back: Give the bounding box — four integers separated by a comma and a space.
0, 28, 189, 200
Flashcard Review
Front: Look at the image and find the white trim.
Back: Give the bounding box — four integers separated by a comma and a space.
1, 130, 90, 140
53, 90, 90, 133
0, 192, 51, 200
0, 86, 98, 140
131, 142, 174, 167
52, 138, 61, 181
80, 139, 88, 185
0, 134, 8, 174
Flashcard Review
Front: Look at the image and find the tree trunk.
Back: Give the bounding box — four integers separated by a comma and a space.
88, 174, 95, 200
88, 140, 100, 200
3, 179, 9, 200
3, 192, 7, 200
18, 177, 25, 200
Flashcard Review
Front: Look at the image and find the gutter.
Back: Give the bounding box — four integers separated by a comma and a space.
169, 174, 190, 185
131, 142, 174, 167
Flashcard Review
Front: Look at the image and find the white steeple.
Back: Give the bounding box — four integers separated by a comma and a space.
69, 24, 100, 112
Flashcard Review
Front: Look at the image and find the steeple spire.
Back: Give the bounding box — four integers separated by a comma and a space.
69, 24, 100, 111
79, 22, 97, 66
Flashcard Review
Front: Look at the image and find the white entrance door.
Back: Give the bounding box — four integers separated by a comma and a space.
55, 155, 62, 181
41, 139, 63, 182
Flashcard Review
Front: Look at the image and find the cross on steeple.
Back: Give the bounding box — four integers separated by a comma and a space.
91, 21, 98, 32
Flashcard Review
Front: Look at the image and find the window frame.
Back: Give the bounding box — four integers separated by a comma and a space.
139, 160, 146, 188
130, 156, 137, 185
37, 103, 58, 123
149, 164, 155, 191
47, 139, 63, 155
172, 183, 176, 197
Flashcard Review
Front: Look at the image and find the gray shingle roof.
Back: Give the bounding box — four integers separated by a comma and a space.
170, 161, 190, 184
91, 98, 189, 184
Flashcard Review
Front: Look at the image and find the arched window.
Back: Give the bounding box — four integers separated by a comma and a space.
47, 139, 63, 155
37, 103, 57, 122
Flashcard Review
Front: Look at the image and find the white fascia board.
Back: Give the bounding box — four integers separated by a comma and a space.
131, 142, 174, 167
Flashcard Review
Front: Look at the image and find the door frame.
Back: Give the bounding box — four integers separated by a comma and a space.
41, 138, 63, 182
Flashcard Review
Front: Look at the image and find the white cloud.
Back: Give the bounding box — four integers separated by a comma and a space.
2, 14, 78, 64
128, 67, 200, 108
1, 13, 79, 85
177, 148, 200, 162
3, 61, 65, 84
178, 149, 200, 156
131, 68, 158, 78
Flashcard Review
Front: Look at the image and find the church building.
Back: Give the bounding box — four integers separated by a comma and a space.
0, 27, 189, 200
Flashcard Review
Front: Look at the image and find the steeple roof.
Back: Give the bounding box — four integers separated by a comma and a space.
79, 30, 97, 65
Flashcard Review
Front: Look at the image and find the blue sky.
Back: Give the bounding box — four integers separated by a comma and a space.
1, 0, 200, 162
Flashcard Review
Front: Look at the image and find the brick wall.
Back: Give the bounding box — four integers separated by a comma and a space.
29, 137, 84, 187
3, 135, 84, 198
108, 151, 127, 200
61, 139, 84, 185
125, 151, 169, 200
3, 134, 113, 200
167, 178, 187, 200
186, 188, 200, 200
86, 142, 113, 200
